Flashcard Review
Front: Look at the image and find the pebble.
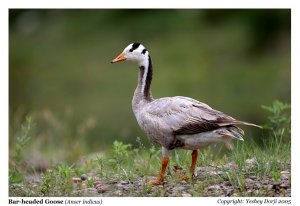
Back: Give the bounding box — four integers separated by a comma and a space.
248, 175, 257, 180
81, 182, 88, 189
80, 174, 88, 181
119, 180, 129, 184
280, 183, 289, 189
223, 181, 232, 186
225, 188, 235, 196
93, 181, 104, 187
281, 170, 290, 174
172, 186, 186, 192
72, 177, 81, 183
114, 190, 123, 196
182, 191, 192, 197
96, 184, 110, 193
208, 185, 221, 191
117, 182, 131, 190
281, 174, 289, 181
224, 161, 238, 170
87, 188, 98, 194
266, 184, 274, 191
245, 178, 256, 189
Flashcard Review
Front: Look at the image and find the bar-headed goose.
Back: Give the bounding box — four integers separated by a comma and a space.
111, 43, 261, 185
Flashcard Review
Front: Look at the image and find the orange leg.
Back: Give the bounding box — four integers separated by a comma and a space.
148, 156, 169, 185
178, 150, 199, 181
190, 150, 198, 177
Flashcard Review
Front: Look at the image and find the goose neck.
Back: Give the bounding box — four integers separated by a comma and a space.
134, 55, 153, 103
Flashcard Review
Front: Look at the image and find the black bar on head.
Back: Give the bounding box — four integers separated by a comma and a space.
129, 43, 141, 52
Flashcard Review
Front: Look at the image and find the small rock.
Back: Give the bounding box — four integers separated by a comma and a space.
92, 180, 110, 193
208, 185, 220, 191
87, 188, 98, 194
117, 183, 130, 190
173, 186, 186, 192
248, 175, 257, 180
225, 188, 234, 196
281, 174, 289, 181
72, 177, 81, 183
281, 170, 290, 175
266, 184, 274, 191
81, 182, 88, 189
280, 182, 289, 188
231, 193, 238, 197
245, 178, 255, 189
262, 179, 271, 185
223, 181, 232, 187
272, 181, 281, 192
114, 190, 123, 196
81, 174, 88, 181
119, 180, 129, 184
93, 180, 103, 187
280, 171, 291, 181
272, 181, 281, 186
182, 191, 192, 197
224, 161, 238, 170
96, 184, 110, 193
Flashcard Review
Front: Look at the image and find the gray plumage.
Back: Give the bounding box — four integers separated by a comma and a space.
133, 95, 259, 151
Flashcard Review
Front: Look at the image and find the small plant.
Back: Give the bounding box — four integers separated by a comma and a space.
40, 169, 55, 196
87, 178, 94, 187
93, 155, 105, 176
261, 100, 291, 154
262, 100, 291, 140
107, 140, 133, 180
9, 116, 32, 184
112, 140, 132, 159
40, 163, 74, 196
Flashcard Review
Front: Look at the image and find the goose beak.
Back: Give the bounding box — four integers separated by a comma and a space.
111, 52, 126, 63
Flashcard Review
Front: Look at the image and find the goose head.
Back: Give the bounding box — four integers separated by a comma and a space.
111, 43, 149, 67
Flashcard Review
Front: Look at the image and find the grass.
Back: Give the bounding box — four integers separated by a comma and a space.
9, 100, 291, 197
9, 116, 32, 185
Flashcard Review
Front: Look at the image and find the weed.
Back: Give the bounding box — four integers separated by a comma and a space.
111, 140, 132, 165
93, 155, 105, 176
9, 116, 32, 185
262, 100, 291, 146
87, 178, 94, 187
40, 163, 74, 196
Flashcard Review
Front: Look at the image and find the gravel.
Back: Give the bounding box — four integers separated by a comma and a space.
12, 160, 291, 197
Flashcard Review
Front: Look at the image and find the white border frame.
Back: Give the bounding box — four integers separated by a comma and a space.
1, 1, 298, 205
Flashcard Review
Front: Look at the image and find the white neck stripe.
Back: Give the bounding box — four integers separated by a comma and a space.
141, 61, 148, 95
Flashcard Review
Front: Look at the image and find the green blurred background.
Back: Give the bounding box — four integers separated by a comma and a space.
9, 9, 290, 164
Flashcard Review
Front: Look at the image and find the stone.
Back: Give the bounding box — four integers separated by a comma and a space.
225, 188, 235, 196
245, 178, 256, 189
96, 184, 110, 193
182, 191, 192, 197
172, 186, 186, 192
80, 174, 88, 181
72, 177, 81, 183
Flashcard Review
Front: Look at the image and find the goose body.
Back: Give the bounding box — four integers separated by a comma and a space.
112, 43, 260, 184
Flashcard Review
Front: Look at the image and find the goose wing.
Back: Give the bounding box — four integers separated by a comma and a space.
146, 96, 259, 135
